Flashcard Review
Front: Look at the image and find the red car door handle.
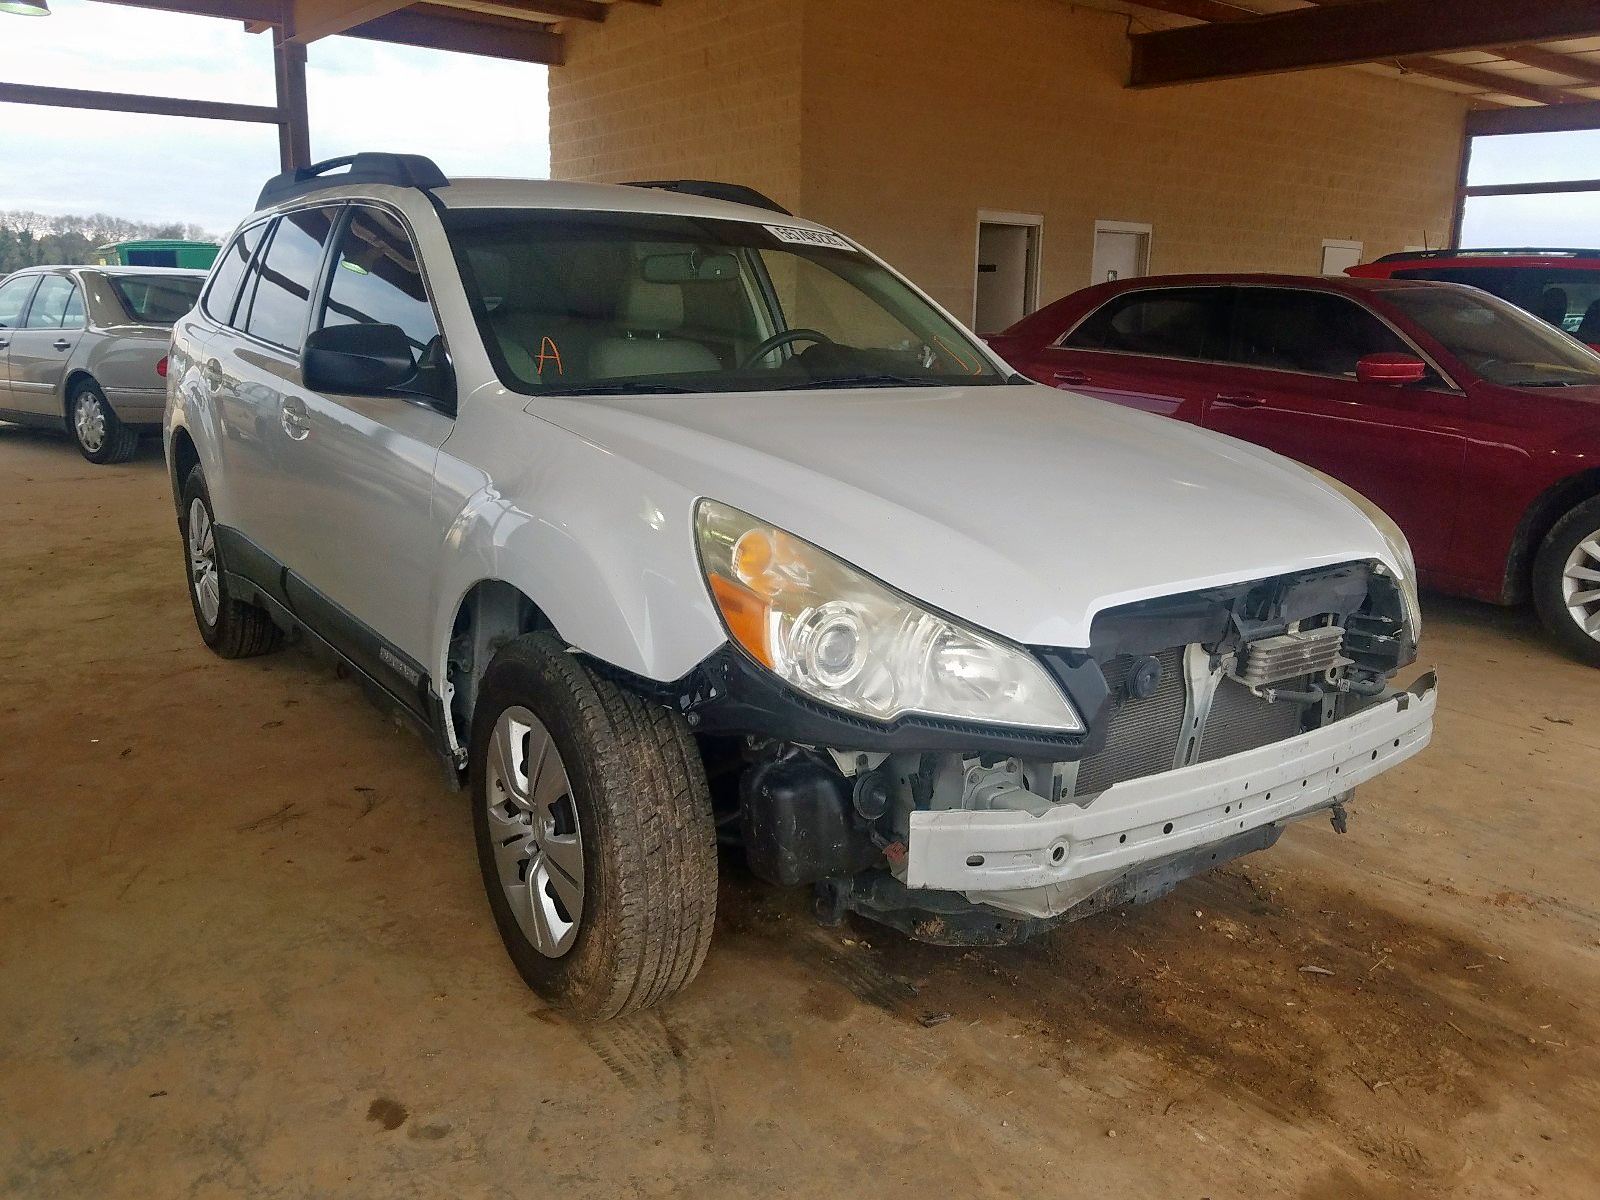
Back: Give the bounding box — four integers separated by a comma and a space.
1051, 369, 1090, 387
1215, 391, 1265, 407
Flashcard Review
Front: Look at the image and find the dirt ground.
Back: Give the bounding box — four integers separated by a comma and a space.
2, 425, 1598, 1200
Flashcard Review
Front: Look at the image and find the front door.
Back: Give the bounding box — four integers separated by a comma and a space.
5, 274, 85, 418
1201, 286, 1463, 571
278, 204, 454, 670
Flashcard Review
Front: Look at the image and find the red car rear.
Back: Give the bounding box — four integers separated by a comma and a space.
988, 274, 1600, 665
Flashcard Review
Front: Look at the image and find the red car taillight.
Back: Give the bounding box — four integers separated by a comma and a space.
156, 356, 169, 379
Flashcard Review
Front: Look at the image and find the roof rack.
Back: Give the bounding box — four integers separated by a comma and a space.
625, 179, 792, 216
256, 153, 449, 210
1374, 247, 1600, 263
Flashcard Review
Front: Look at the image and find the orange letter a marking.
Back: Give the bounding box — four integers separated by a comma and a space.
535, 337, 564, 375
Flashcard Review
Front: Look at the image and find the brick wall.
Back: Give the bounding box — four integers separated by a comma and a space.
549, 0, 804, 210
550, 0, 1468, 321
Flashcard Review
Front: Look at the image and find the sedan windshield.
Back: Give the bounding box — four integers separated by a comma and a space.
443, 209, 1003, 394
1381, 285, 1600, 388
109, 275, 203, 325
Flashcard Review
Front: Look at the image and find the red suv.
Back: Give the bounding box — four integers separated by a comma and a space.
1348, 249, 1600, 348
988, 274, 1600, 665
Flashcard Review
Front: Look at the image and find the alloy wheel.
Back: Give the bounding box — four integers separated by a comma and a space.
74, 393, 107, 453
1561, 530, 1600, 644
485, 705, 585, 957
187, 498, 221, 627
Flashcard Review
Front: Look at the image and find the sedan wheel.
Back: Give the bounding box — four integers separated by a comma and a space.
1533, 495, 1600, 668
1559, 532, 1600, 644
484, 705, 585, 958
69, 381, 140, 464
74, 392, 107, 453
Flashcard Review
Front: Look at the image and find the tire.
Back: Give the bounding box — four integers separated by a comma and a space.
1532, 494, 1600, 668
69, 379, 139, 465
178, 464, 282, 659
470, 632, 718, 1020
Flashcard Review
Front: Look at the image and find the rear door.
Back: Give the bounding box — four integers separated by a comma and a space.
0, 274, 42, 410
5, 274, 85, 418
1019, 286, 1234, 423
1201, 286, 1464, 571
209, 205, 341, 560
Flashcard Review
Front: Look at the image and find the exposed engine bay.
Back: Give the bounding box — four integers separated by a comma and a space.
710, 560, 1426, 945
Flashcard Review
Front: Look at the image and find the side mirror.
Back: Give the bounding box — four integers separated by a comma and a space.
302, 322, 415, 394
1356, 352, 1427, 387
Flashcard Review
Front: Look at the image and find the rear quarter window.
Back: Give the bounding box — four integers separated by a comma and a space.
1061, 287, 1228, 361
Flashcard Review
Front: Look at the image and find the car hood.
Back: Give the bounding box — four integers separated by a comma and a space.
526, 383, 1399, 648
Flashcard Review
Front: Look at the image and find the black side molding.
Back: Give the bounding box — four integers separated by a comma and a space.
257, 152, 449, 209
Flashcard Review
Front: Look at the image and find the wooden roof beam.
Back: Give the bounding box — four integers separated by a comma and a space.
1130, 0, 1600, 88
343, 4, 564, 63
1395, 56, 1586, 106
1494, 43, 1600, 88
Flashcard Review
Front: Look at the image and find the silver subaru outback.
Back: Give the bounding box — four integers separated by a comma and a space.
0, 265, 204, 463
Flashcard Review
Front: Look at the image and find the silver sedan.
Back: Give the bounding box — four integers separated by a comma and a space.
0, 265, 205, 464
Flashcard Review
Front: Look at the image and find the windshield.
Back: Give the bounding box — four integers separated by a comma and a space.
1380, 285, 1600, 388
109, 275, 203, 325
443, 209, 1003, 394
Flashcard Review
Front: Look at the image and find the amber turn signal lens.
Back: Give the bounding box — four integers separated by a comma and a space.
709, 574, 773, 667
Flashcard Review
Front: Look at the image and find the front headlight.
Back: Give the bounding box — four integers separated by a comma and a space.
1309, 470, 1421, 640
695, 499, 1083, 732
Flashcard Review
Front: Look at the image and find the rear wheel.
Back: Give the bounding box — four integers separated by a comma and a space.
470, 632, 717, 1020
178, 465, 282, 659
70, 380, 139, 465
1533, 495, 1600, 668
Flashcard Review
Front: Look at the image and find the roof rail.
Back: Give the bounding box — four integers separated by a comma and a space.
625, 179, 792, 216
1374, 247, 1600, 262
256, 153, 449, 210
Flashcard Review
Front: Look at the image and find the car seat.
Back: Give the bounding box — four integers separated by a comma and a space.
590, 277, 721, 380
1576, 299, 1600, 345
1537, 286, 1570, 328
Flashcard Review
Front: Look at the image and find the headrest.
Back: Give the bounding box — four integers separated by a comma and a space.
471, 253, 510, 314
619, 276, 685, 332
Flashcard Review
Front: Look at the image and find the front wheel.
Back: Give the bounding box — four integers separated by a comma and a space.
70, 380, 139, 465
470, 633, 718, 1020
1533, 495, 1600, 667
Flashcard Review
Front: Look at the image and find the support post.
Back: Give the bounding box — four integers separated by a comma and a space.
274, 30, 311, 171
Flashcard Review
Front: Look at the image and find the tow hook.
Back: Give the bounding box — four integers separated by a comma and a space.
1330, 802, 1349, 835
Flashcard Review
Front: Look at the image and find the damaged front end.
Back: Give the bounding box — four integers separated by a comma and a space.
682, 560, 1434, 946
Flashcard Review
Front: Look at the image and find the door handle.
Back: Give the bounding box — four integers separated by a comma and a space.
53, 339, 72, 351
281, 397, 311, 441
1051, 369, 1090, 387
203, 359, 223, 390
1215, 391, 1266, 407
0, 338, 9, 350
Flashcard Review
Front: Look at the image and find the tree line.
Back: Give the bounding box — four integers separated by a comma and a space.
0, 210, 217, 275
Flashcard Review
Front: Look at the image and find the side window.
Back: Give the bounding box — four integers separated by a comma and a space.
1062, 288, 1228, 361
241, 206, 339, 351
203, 222, 267, 324
0, 275, 39, 329
24, 276, 76, 328
62, 285, 86, 329
1228, 288, 1411, 378
320, 206, 440, 353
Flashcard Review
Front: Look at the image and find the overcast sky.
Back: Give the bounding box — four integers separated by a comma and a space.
0, 0, 549, 234
0, 1, 1593, 248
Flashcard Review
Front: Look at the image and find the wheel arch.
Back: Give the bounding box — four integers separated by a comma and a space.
444, 578, 559, 755
61, 369, 98, 423
1503, 468, 1600, 605
168, 425, 201, 514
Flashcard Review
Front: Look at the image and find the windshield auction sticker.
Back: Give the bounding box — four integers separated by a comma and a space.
764, 225, 857, 252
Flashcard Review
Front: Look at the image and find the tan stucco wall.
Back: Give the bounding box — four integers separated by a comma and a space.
549, 0, 804, 209
551, 0, 1468, 320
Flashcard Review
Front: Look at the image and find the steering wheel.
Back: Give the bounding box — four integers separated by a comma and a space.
738, 328, 834, 370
